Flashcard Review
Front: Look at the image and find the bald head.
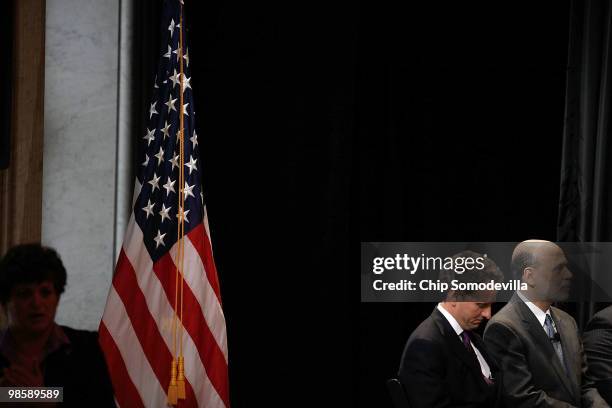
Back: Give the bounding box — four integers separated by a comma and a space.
511, 240, 561, 278
512, 240, 572, 303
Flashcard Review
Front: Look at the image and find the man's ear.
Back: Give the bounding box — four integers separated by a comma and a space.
523, 267, 536, 287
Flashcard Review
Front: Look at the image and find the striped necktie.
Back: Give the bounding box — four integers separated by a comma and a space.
544, 314, 568, 375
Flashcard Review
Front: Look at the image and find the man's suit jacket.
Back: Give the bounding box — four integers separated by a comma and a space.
483, 294, 608, 408
583, 305, 612, 405
398, 308, 503, 408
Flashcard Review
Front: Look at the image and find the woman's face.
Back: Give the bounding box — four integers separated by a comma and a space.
6, 281, 59, 335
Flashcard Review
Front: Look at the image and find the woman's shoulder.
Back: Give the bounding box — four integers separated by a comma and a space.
58, 325, 100, 348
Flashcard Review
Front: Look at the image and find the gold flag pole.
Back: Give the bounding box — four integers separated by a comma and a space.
177, 0, 187, 399
168, 0, 187, 404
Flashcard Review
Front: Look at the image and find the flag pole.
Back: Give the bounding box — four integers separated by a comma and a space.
168, 0, 187, 404
177, 0, 187, 400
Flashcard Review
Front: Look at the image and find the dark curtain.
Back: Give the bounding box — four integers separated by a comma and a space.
559, 0, 612, 241
558, 0, 612, 324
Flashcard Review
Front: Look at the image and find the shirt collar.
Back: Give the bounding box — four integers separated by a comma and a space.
437, 303, 464, 336
517, 290, 551, 327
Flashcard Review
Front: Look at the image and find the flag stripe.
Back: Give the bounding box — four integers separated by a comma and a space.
122, 220, 226, 408
203, 206, 212, 253
154, 252, 230, 407
187, 223, 222, 303
99, 322, 145, 408
102, 287, 167, 407
132, 180, 142, 206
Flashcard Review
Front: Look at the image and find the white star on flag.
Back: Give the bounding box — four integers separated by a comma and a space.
155, 146, 165, 165
168, 19, 176, 37
161, 121, 171, 139
185, 155, 197, 175
163, 45, 172, 59
158, 204, 172, 224
142, 199, 155, 219
144, 128, 155, 146
182, 75, 191, 90
163, 177, 176, 195
176, 208, 190, 223
153, 229, 166, 248
184, 181, 195, 199
183, 48, 189, 67
149, 102, 158, 119
148, 172, 161, 191
169, 153, 180, 170
169, 69, 180, 88
166, 94, 177, 113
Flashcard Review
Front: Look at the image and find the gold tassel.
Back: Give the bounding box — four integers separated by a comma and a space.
167, 359, 178, 405
177, 356, 186, 399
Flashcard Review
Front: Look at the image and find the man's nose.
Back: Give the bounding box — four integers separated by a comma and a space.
564, 266, 573, 280
481, 306, 492, 320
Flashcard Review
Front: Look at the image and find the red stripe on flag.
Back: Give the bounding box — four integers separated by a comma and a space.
153, 252, 230, 407
99, 322, 145, 408
187, 223, 222, 303
113, 250, 198, 408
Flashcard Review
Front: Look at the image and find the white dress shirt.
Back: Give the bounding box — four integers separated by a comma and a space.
516, 291, 558, 334
437, 303, 492, 380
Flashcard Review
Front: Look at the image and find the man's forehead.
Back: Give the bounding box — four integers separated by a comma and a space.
461, 290, 497, 302
479, 290, 497, 301
538, 249, 567, 264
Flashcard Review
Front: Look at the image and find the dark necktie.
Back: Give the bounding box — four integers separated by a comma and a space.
544, 314, 568, 375
461, 331, 494, 385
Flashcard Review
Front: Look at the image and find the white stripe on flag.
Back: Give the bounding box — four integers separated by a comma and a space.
203, 204, 213, 254
132, 180, 142, 206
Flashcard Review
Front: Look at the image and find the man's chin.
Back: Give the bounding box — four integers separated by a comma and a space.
469, 321, 483, 330
553, 291, 571, 302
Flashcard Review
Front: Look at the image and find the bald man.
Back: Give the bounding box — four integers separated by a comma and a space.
484, 240, 608, 408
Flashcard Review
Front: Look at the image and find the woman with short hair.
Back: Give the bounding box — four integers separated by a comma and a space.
0, 243, 115, 407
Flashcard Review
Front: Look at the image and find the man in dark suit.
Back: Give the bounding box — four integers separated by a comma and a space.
484, 240, 608, 408
398, 251, 504, 408
584, 305, 612, 405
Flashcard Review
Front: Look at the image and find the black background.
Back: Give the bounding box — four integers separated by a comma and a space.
134, 0, 571, 406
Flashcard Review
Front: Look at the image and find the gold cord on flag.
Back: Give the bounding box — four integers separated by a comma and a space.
168, 1, 187, 405
177, 2, 187, 399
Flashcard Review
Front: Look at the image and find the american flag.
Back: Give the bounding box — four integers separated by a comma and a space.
99, 0, 230, 407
